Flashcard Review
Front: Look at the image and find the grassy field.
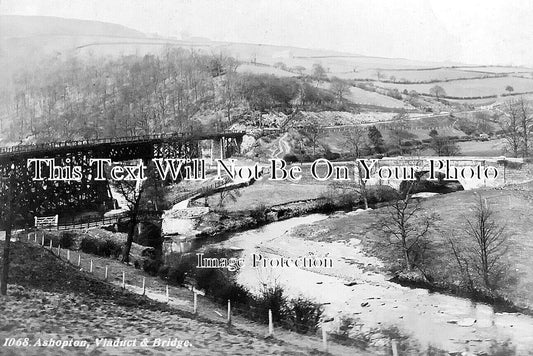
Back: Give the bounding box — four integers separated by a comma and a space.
334, 68, 489, 82
236, 63, 296, 77
206, 171, 330, 212
345, 86, 407, 108
376, 76, 533, 97
456, 138, 507, 156
455, 66, 533, 74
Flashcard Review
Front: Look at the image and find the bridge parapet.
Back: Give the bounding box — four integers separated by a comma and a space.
364, 156, 510, 191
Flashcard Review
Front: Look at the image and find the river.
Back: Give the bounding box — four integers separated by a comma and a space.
197, 213, 533, 355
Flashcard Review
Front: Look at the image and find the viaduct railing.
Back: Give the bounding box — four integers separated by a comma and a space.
0, 130, 245, 156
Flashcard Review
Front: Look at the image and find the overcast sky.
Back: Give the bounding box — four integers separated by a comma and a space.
1, 0, 532, 66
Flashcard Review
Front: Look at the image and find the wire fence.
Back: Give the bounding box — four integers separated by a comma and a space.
22, 230, 402, 355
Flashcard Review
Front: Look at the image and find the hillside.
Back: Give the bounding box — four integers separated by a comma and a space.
0, 240, 346, 355
0, 15, 145, 39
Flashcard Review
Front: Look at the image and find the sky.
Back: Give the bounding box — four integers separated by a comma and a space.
1, 0, 532, 66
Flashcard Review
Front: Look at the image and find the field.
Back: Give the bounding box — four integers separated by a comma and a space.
236, 63, 296, 77
455, 66, 533, 74
375, 76, 533, 97
206, 168, 330, 212
345, 86, 408, 108
332, 68, 490, 82
456, 138, 507, 156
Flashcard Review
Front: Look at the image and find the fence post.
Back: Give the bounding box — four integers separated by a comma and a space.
227, 299, 231, 325
57, 245, 60, 256
391, 339, 399, 356
268, 309, 273, 336
90, 260, 93, 273
193, 292, 198, 314
142, 277, 146, 295
322, 325, 328, 353
166, 285, 169, 303
67, 249, 70, 262
77, 254, 81, 267
41, 233, 44, 246
49, 239, 52, 250
105, 266, 108, 280
122, 271, 125, 289
34, 233, 37, 243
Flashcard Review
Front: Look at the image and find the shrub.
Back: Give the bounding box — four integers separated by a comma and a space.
159, 253, 197, 286
324, 150, 341, 160
167, 266, 188, 285
282, 153, 299, 163
253, 284, 289, 323
42, 233, 60, 248
142, 258, 162, 276
286, 296, 323, 334
58, 232, 75, 249
80, 237, 122, 258
367, 185, 398, 203
100, 239, 122, 258
249, 204, 268, 223
135, 223, 162, 248
385, 149, 402, 157
80, 237, 99, 255
298, 154, 314, 163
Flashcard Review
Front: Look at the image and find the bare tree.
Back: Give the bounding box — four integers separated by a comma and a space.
329, 77, 350, 103
448, 195, 510, 292
112, 160, 165, 263
430, 135, 460, 156
219, 57, 240, 122
381, 182, 435, 272
516, 97, 532, 157
429, 85, 446, 101
501, 99, 522, 157
344, 126, 370, 209
217, 188, 242, 208
312, 63, 327, 83
114, 173, 145, 264
301, 120, 322, 156
387, 110, 413, 154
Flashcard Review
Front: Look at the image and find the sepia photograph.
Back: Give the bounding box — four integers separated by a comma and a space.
1, 1, 533, 355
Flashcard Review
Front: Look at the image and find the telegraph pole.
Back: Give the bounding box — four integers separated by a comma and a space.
1, 165, 14, 296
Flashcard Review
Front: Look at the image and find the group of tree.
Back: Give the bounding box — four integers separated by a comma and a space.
429, 85, 447, 101
387, 111, 415, 154
4, 49, 226, 142
429, 129, 460, 156
381, 182, 512, 295
1, 50, 341, 143
501, 97, 532, 157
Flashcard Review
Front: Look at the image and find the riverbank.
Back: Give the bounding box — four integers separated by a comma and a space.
0, 240, 368, 356
207, 213, 533, 355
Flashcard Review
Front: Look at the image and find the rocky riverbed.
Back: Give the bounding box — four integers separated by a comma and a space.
210, 213, 533, 355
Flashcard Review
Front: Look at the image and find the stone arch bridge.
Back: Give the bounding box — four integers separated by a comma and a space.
364, 156, 513, 191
